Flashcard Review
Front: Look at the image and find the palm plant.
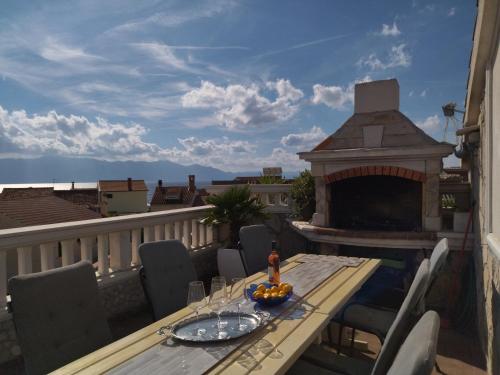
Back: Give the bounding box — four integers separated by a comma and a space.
202, 185, 269, 248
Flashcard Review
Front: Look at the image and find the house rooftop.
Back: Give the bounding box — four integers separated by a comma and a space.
98, 180, 148, 192
0, 195, 101, 229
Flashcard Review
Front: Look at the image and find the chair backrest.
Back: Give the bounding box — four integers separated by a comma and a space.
428, 238, 449, 288
139, 240, 197, 321
239, 225, 272, 275
217, 248, 247, 280
387, 311, 440, 375
9, 261, 112, 375
371, 259, 430, 375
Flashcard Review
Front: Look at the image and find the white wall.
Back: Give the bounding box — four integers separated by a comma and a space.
491, 40, 500, 236
101, 191, 148, 215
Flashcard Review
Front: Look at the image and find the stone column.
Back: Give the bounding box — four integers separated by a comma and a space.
423, 159, 442, 231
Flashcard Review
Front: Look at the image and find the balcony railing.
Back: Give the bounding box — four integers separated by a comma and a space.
205, 184, 293, 214
0, 206, 216, 310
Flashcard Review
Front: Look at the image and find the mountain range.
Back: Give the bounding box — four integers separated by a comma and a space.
0, 156, 247, 184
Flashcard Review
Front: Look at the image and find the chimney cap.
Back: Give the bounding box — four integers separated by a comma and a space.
354, 79, 399, 114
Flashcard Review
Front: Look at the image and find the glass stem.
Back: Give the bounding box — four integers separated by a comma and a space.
217, 311, 221, 331
237, 303, 241, 327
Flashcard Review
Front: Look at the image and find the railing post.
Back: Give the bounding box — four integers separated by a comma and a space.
183, 220, 191, 249
131, 229, 141, 265
143, 226, 154, 243
154, 225, 164, 241
109, 231, 131, 271
191, 219, 199, 248
0, 250, 7, 310
80, 237, 94, 262
40, 242, 57, 271
207, 225, 214, 244
17, 246, 33, 275
97, 234, 110, 275
61, 239, 76, 266
199, 224, 206, 247
164, 222, 172, 240
174, 221, 182, 241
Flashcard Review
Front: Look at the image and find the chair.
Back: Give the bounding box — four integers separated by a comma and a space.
335, 238, 449, 345
217, 248, 247, 280
239, 224, 273, 275
304, 259, 430, 375
9, 261, 112, 375
139, 240, 197, 321
288, 310, 440, 375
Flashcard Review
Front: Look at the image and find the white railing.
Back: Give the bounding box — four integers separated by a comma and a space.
0, 206, 216, 309
205, 184, 293, 214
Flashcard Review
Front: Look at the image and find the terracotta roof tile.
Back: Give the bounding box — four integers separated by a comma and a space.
0, 195, 102, 229
150, 186, 196, 206
98, 180, 148, 192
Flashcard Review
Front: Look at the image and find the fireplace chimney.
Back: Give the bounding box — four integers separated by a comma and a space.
127, 177, 132, 191
188, 175, 196, 193
158, 179, 163, 188
71, 181, 75, 190
354, 79, 399, 114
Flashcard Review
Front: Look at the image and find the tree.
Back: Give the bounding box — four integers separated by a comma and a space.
290, 170, 315, 220
202, 185, 269, 247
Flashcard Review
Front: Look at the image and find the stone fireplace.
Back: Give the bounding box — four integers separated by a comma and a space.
297, 79, 454, 247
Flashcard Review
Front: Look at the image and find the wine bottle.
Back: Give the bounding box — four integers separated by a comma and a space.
268, 240, 280, 285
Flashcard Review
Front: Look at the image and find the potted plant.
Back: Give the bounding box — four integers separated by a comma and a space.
202, 185, 269, 248
290, 169, 315, 220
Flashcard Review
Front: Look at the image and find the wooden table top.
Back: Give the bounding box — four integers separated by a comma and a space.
52, 254, 380, 375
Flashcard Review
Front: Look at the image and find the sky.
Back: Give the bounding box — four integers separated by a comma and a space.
0, 0, 475, 172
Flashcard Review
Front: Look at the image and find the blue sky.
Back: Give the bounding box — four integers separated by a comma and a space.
0, 0, 475, 172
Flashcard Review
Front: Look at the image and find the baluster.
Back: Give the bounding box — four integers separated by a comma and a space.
183, 220, 191, 249
109, 231, 131, 271
61, 239, 76, 266
199, 223, 206, 247
143, 226, 154, 243
80, 237, 94, 262
206, 225, 214, 244
131, 229, 141, 265
40, 242, 57, 271
0, 251, 6, 309
17, 246, 33, 275
191, 219, 199, 248
97, 234, 110, 275
174, 221, 182, 241
154, 225, 164, 241
164, 222, 172, 240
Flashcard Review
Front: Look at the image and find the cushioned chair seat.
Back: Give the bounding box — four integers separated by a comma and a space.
9, 261, 112, 375
341, 304, 397, 340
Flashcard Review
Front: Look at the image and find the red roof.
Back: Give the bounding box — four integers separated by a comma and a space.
0, 187, 54, 200
0, 195, 102, 229
150, 186, 198, 206
98, 180, 148, 192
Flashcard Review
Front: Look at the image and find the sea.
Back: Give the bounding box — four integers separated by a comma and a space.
0, 181, 212, 203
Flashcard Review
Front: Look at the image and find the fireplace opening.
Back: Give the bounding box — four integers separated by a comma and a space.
330, 175, 422, 231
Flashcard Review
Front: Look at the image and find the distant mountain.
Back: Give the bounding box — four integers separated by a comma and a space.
0, 156, 249, 184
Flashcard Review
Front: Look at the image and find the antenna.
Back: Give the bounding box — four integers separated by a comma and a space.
441, 102, 464, 144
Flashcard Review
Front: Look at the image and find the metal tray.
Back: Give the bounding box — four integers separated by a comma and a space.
157, 311, 268, 343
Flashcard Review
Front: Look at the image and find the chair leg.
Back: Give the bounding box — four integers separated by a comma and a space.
327, 323, 334, 347
350, 328, 356, 355
337, 324, 344, 354
435, 360, 446, 374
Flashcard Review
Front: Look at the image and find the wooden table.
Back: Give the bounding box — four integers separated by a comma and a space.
52, 254, 380, 375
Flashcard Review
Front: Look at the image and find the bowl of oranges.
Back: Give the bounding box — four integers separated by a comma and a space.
247, 282, 293, 307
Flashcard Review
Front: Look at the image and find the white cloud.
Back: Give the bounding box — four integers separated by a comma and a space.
416, 115, 441, 132
39, 37, 104, 63
378, 22, 401, 37
132, 42, 197, 73
358, 44, 411, 70
311, 76, 372, 109
420, 89, 427, 97
280, 126, 326, 149
409, 90, 414, 97
181, 79, 304, 130
447, 7, 456, 17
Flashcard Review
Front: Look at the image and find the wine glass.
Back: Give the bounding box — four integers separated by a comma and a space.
208, 276, 228, 339
187, 281, 207, 336
230, 277, 248, 331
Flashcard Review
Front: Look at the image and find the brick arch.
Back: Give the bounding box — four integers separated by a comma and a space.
324, 166, 426, 184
